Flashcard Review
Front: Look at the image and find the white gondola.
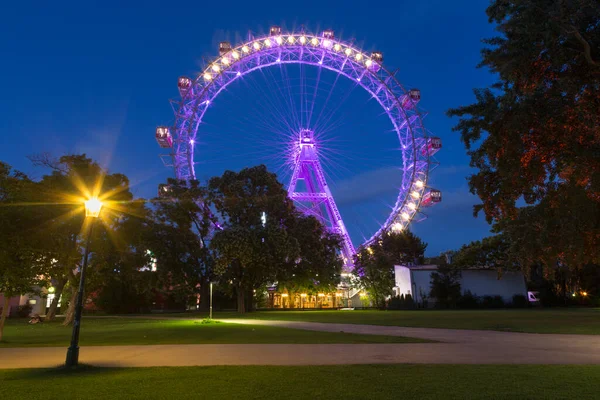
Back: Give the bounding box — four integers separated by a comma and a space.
219, 41, 232, 56
421, 189, 442, 206
177, 76, 192, 96
322, 29, 334, 39
421, 137, 442, 157
155, 126, 173, 148
269, 26, 281, 36
400, 88, 421, 110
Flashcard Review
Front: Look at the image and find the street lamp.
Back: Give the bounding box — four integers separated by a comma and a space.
65, 197, 103, 368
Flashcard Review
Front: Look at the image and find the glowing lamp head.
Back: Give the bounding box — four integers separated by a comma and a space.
323, 39, 332, 48
415, 180, 424, 188
264, 39, 271, 47
211, 64, 220, 72
311, 37, 318, 46
408, 202, 417, 210
401, 212, 410, 221
203, 72, 212, 80
242, 46, 250, 53
48, 286, 55, 294
411, 191, 421, 199
344, 48, 352, 56
299, 36, 306, 44
281, 293, 288, 297
582, 291, 588, 297
334, 43, 341, 51
221, 57, 230, 65
275, 36, 283, 45
318, 293, 325, 297
355, 53, 363, 61
85, 197, 103, 218
253, 42, 260, 50
392, 222, 403, 232
365, 59, 373, 67
287, 35, 295, 43
300, 293, 307, 297
232, 51, 240, 59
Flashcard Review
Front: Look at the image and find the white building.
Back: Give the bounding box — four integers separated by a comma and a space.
394, 265, 528, 305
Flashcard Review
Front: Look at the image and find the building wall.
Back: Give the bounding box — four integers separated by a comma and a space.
393, 266, 528, 305
460, 270, 527, 302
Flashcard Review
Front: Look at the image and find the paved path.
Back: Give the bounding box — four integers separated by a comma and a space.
2, 319, 600, 368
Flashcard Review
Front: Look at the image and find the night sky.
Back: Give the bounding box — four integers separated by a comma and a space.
1, 0, 498, 255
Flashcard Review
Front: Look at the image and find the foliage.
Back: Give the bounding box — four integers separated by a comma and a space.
511, 294, 529, 308
447, 1, 600, 276
26, 154, 139, 324
387, 294, 415, 310
208, 165, 301, 313
429, 265, 462, 308
456, 290, 480, 309
481, 295, 505, 309
148, 178, 214, 311
452, 235, 512, 271
0, 162, 48, 340
353, 231, 427, 308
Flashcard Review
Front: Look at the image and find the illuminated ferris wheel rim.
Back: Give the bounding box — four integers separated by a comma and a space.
159, 27, 441, 248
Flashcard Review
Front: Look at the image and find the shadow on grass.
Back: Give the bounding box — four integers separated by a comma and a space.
4, 365, 121, 380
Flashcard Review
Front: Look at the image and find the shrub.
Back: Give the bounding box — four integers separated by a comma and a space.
511, 294, 528, 308
17, 304, 33, 318
387, 294, 416, 310
457, 290, 480, 309
481, 295, 505, 308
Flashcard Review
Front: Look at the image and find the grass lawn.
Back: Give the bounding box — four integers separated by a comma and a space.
2, 364, 599, 399
211, 308, 600, 334
0, 318, 427, 347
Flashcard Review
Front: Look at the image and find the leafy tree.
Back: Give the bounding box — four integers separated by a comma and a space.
147, 179, 215, 312
452, 235, 512, 273
29, 154, 137, 324
276, 215, 343, 305
429, 265, 462, 308
447, 1, 600, 273
208, 165, 300, 313
353, 231, 428, 308
0, 162, 47, 341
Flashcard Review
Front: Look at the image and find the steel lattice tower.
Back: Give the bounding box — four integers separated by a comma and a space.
288, 129, 355, 269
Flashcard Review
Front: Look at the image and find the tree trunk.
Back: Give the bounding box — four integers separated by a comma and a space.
62, 285, 78, 326
245, 288, 254, 313
45, 277, 67, 320
198, 277, 210, 312
236, 284, 245, 314
0, 296, 9, 342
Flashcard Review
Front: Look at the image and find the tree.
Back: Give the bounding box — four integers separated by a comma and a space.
452, 235, 511, 272
447, 1, 600, 273
353, 231, 428, 308
147, 179, 215, 311
276, 215, 343, 305
0, 162, 47, 341
29, 154, 137, 324
429, 265, 462, 308
208, 165, 300, 313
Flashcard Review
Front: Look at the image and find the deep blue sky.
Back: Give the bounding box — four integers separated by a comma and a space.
1, 0, 498, 255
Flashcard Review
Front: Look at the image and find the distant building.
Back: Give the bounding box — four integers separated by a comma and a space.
393, 265, 527, 305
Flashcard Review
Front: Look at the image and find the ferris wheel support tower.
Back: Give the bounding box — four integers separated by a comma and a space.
288, 129, 355, 269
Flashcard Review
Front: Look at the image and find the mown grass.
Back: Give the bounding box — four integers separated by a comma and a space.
2, 364, 599, 400
0, 317, 427, 347
213, 308, 600, 334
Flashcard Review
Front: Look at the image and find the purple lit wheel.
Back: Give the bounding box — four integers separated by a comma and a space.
159, 28, 440, 251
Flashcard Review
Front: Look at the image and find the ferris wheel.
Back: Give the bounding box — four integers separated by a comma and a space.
155, 26, 442, 267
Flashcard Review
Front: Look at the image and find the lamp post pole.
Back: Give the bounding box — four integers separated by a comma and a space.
209, 282, 213, 320
65, 198, 102, 368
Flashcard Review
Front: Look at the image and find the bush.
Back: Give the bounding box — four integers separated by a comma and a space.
457, 290, 480, 309
481, 295, 505, 309
17, 304, 33, 318
387, 294, 415, 310
511, 294, 528, 308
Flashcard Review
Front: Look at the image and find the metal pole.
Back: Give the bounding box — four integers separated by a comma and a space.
65, 219, 95, 368
209, 282, 213, 320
